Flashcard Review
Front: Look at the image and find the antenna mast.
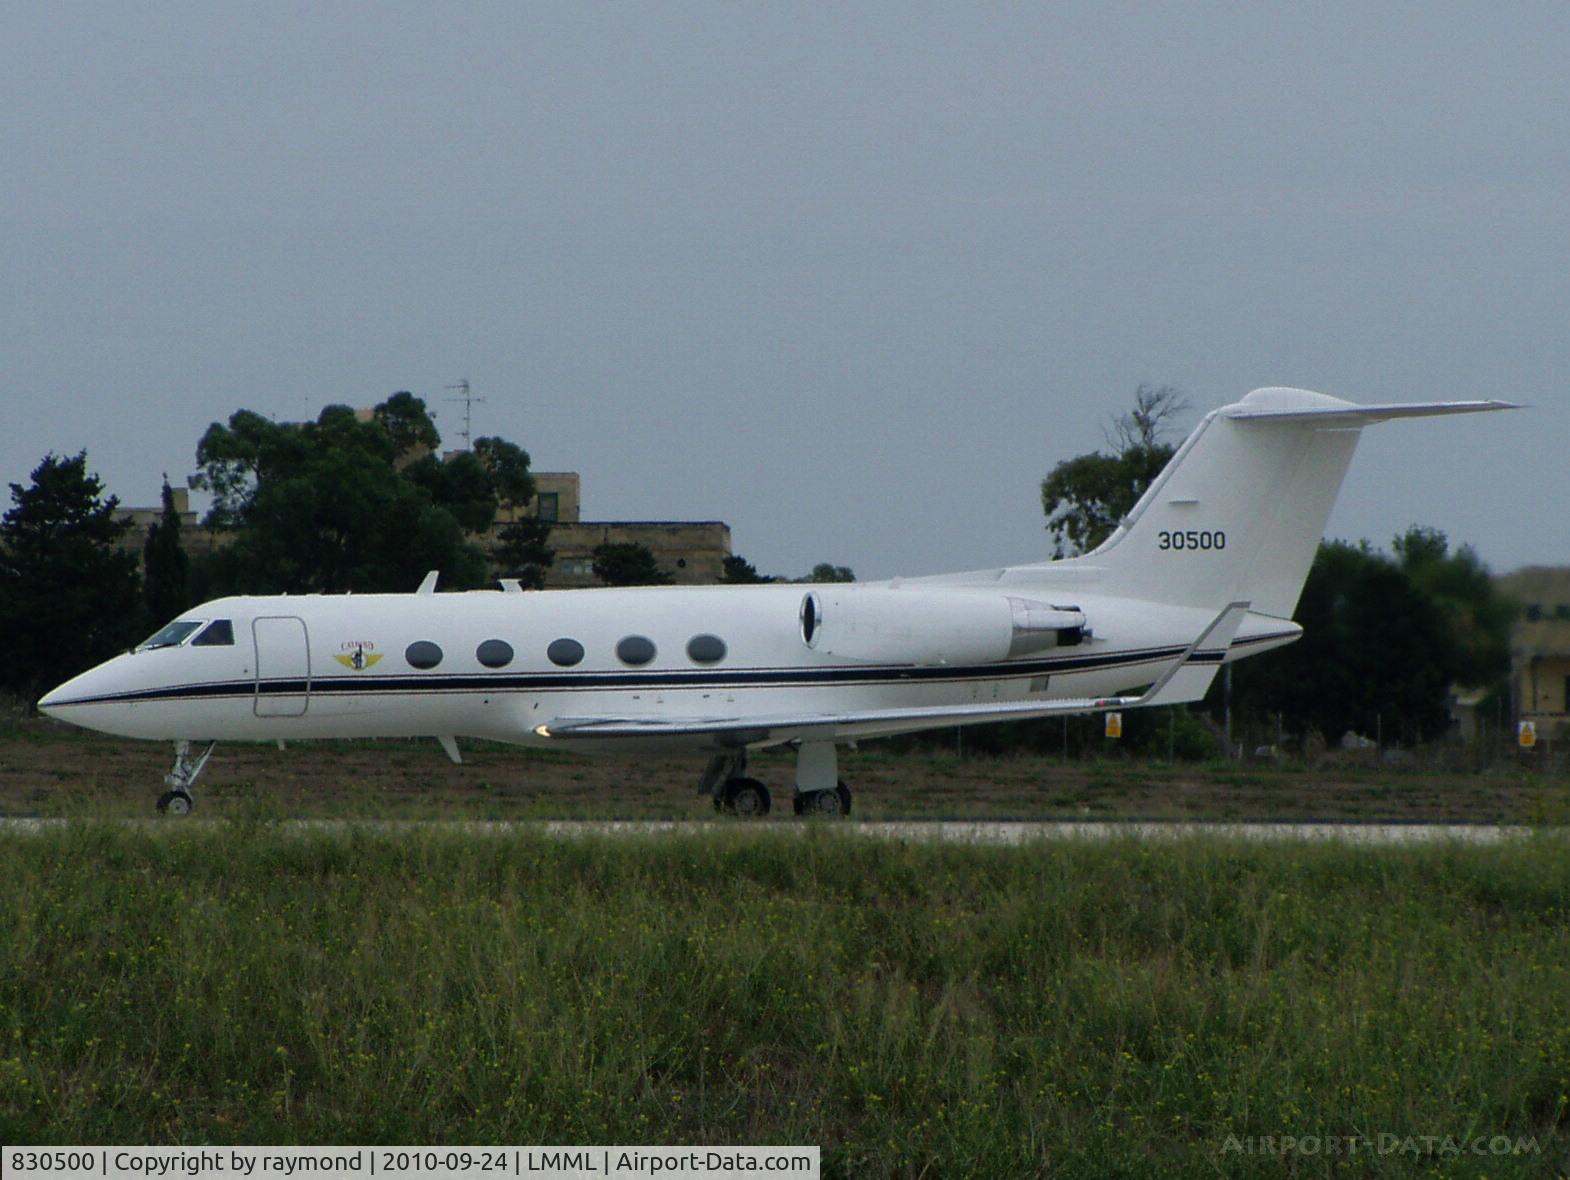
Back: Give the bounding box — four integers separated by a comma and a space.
443, 379, 485, 450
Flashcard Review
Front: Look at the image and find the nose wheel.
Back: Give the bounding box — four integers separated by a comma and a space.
157, 789, 194, 815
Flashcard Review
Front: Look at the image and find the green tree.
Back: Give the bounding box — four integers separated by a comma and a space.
405, 434, 541, 556
720, 554, 770, 584
1040, 384, 1188, 557
142, 478, 190, 625
802, 563, 855, 583
492, 515, 555, 589
471, 437, 537, 506
1228, 540, 1455, 743
592, 542, 672, 586
374, 390, 441, 457
0, 453, 144, 702
1392, 526, 1513, 690
403, 450, 501, 534
399, 436, 534, 537
192, 394, 533, 593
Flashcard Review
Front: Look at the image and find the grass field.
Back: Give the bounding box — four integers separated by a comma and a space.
3, 822, 1568, 1177
3, 719, 1568, 823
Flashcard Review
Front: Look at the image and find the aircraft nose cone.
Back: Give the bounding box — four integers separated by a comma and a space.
32, 665, 132, 736
35, 666, 109, 721
36, 684, 66, 717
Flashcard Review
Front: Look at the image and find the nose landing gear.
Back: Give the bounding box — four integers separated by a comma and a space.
157, 740, 215, 816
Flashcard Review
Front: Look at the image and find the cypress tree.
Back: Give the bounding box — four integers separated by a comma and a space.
143, 478, 190, 625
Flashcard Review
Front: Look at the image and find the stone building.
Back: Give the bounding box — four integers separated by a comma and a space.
1496, 567, 1570, 737
545, 520, 733, 586
489, 471, 731, 585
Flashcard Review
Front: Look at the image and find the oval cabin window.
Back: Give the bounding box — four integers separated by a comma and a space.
547, 638, 585, 667
476, 639, 513, 668
616, 636, 656, 666
686, 634, 727, 664
405, 641, 443, 670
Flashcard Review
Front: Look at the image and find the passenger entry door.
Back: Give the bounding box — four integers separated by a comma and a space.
253, 616, 310, 717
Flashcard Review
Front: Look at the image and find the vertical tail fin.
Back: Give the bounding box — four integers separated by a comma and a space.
1078, 387, 1515, 617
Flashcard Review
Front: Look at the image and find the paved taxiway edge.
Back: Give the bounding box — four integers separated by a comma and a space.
0, 818, 1554, 844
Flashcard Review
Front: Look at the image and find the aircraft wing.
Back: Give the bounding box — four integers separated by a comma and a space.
541, 693, 1145, 745
538, 602, 1249, 747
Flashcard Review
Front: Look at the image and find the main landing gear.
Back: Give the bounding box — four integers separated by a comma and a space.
790, 739, 851, 816
793, 782, 852, 817
156, 740, 215, 815
719, 776, 772, 817
699, 742, 853, 819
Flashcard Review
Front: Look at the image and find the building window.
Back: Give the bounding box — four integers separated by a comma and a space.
1525, 604, 1542, 621
476, 639, 514, 668
547, 638, 585, 667
536, 492, 559, 522
405, 641, 443, 670
616, 635, 656, 666
560, 557, 594, 577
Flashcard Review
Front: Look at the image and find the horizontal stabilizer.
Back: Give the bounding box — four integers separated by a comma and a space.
1224, 390, 1519, 424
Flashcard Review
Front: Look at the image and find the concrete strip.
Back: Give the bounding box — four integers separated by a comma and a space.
0, 818, 1551, 844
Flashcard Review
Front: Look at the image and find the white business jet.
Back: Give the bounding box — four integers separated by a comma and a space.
39, 387, 1512, 816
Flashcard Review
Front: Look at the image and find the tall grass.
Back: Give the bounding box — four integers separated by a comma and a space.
2, 824, 1567, 1177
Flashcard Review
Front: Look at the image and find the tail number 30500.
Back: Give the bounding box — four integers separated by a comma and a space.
1158, 530, 1226, 551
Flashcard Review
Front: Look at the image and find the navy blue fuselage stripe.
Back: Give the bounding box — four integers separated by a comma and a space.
49, 631, 1294, 709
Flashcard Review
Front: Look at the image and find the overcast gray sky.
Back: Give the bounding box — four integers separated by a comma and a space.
3, 2, 1563, 582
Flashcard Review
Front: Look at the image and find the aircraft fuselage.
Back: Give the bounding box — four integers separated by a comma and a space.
41, 582, 1298, 753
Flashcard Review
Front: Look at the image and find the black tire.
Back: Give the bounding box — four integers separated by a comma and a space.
796, 781, 852, 817
722, 777, 771, 818
156, 789, 193, 816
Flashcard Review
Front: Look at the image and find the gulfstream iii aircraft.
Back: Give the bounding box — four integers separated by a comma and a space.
40, 387, 1512, 815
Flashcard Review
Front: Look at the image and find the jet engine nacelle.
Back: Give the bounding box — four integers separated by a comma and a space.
800, 587, 1086, 666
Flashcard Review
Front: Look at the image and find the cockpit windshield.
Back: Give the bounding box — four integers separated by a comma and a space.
137, 620, 204, 651
191, 619, 235, 647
